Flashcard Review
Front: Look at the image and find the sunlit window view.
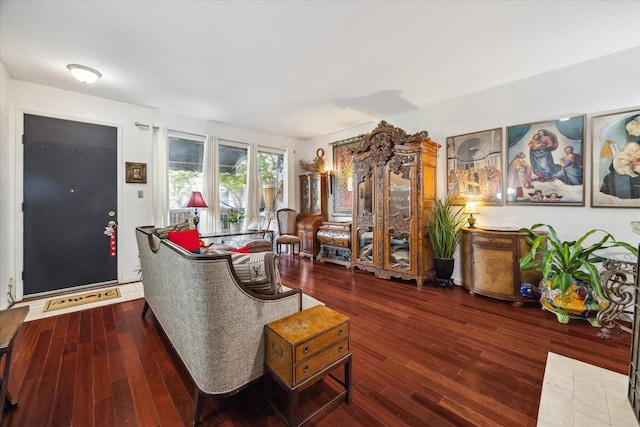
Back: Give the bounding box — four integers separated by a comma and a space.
168, 136, 204, 225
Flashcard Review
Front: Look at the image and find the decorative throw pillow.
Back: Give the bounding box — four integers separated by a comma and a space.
153, 220, 191, 239
229, 246, 250, 253
208, 249, 282, 295
168, 229, 200, 252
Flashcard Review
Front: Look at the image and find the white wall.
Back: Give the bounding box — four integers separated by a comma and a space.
0, 79, 300, 308
309, 47, 640, 283
0, 62, 13, 308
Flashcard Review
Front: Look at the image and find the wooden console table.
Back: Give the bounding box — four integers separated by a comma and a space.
264, 305, 351, 426
1, 306, 29, 423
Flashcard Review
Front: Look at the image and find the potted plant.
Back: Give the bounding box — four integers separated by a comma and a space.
519, 223, 638, 325
425, 197, 466, 286
228, 210, 245, 232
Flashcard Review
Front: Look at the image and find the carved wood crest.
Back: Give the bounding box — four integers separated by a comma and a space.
351, 121, 430, 173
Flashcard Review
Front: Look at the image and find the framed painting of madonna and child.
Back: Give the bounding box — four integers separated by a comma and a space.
506, 115, 585, 206
591, 108, 640, 208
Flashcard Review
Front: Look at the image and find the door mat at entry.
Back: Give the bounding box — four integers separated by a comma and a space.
43, 288, 121, 312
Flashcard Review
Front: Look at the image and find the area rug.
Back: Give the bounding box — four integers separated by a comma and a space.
43, 288, 121, 312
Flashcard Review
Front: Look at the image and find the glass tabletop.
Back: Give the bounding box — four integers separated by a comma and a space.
592, 248, 638, 264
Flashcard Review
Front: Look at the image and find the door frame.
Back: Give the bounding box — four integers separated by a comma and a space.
15, 108, 124, 301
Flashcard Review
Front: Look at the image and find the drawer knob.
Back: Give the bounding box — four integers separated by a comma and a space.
338, 328, 344, 336
303, 345, 309, 354
303, 365, 309, 373
338, 345, 344, 352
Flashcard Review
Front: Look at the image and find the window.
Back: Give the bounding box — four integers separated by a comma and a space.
257, 149, 285, 215
165, 133, 288, 232
218, 141, 248, 230
167, 135, 205, 225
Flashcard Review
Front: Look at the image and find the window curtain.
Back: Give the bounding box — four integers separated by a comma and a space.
151, 125, 169, 227
245, 143, 260, 230
201, 134, 215, 233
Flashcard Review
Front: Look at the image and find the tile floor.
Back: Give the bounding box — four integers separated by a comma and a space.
9, 283, 639, 426
12, 281, 144, 322
538, 352, 638, 427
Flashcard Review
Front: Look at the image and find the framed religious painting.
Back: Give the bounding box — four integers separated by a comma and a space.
125, 162, 147, 184
591, 108, 640, 208
331, 135, 364, 216
506, 115, 585, 206
446, 127, 503, 206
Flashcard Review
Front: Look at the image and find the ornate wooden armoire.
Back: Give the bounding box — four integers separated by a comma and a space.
350, 121, 439, 288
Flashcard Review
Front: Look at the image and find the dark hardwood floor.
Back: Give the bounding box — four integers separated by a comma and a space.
1, 257, 632, 427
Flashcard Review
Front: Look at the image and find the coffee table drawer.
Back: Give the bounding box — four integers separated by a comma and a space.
295, 338, 349, 383
294, 323, 349, 362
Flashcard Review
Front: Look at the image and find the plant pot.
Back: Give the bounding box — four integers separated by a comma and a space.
230, 222, 242, 233
538, 275, 606, 326
433, 257, 455, 288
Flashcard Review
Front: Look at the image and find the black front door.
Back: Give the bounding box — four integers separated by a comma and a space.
23, 114, 118, 296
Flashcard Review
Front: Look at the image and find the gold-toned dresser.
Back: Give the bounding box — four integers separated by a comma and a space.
460, 227, 544, 306
264, 305, 352, 426
317, 221, 352, 267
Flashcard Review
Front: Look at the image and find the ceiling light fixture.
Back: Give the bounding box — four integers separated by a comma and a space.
66, 64, 102, 84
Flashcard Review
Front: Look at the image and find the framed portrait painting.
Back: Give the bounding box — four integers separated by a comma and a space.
446, 128, 503, 206
125, 162, 147, 184
591, 108, 640, 208
506, 115, 585, 206
332, 135, 364, 217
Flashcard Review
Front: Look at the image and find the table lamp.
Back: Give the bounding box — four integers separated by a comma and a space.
186, 191, 208, 230
464, 202, 479, 228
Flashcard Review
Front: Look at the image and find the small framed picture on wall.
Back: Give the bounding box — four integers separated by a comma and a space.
445, 128, 503, 206
506, 115, 585, 206
126, 162, 147, 184
591, 108, 640, 208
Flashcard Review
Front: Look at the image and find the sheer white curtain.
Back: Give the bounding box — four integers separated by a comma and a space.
245, 143, 260, 230
201, 134, 215, 233
151, 125, 169, 227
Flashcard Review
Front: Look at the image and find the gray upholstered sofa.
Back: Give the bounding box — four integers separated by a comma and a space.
135, 226, 323, 426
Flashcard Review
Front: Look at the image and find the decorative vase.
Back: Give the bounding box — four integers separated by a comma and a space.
262, 183, 276, 212
538, 275, 606, 326
433, 257, 455, 288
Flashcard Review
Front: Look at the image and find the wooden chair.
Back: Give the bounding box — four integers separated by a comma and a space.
275, 208, 301, 256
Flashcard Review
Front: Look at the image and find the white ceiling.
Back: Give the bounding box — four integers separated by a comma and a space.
1, 1, 639, 140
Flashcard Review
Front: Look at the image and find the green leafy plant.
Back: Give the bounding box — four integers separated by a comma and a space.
426, 197, 466, 259
228, 211, 245, 223
519, 223, 638, 300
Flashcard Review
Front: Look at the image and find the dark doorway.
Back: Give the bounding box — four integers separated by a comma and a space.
23, 114, 118, 296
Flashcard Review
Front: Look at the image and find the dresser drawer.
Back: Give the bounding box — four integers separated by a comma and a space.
294, 338, 349, 384
295, 322, 349, 361
471, 234, 514, 246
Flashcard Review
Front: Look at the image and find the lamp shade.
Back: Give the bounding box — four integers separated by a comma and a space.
185, 191, 208, 208
464, 201, 479, 214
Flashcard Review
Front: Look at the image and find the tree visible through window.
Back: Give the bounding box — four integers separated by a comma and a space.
168, 136, 204, 224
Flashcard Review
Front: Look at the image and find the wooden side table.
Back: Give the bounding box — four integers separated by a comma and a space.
1, 306, 29, 423
264, 305, 352, 426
